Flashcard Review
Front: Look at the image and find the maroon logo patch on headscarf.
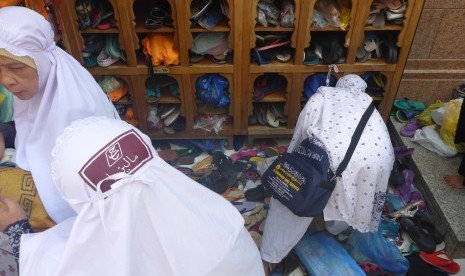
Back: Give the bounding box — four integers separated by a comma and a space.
78, 130, 153, 192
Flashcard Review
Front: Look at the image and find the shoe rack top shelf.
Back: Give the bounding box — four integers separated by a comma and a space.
57, 0, 425, 141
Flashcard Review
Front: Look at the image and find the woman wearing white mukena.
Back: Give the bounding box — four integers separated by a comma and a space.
14, 116, 263, 275
0, 5, 119, 224
260, 74, 394, 272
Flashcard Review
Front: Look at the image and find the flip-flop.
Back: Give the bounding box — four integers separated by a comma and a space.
395, 98, 426, 111
419, 251, 461, 274
266, 105, 280, 127
400, 119, 420, 137
395, 109, 420, 123
276, 48, 291, 63
406, 253, 444, 276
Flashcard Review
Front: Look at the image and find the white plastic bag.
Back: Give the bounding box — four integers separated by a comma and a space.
430, 103, 447, 125
412, 125, 456, 157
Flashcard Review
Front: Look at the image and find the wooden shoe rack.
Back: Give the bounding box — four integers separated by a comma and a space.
49, 0, 425, 144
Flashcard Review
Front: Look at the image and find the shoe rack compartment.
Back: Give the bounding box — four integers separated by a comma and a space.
190, 73, 235, 136
247, 73, 294, 136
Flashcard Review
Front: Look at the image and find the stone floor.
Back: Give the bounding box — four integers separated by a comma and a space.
389, 118, 465, 259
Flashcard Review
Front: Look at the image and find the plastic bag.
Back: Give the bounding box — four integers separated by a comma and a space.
193, 114, 228, 134
412, 125, 456, 157
195, 74, 231, 107
338, 0, 351, 31
440, 98, 463, 153
415, 100, 443, 128
314, 0, 341, 27
345, 223, 409, 276
430, 103, 447, 125
147, 105, 163, 130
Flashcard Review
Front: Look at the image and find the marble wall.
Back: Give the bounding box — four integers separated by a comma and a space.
397, 1, 465, 105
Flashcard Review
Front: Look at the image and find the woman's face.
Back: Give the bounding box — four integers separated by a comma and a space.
0, 55, 39, 100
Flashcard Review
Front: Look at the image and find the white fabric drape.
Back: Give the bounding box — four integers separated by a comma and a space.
0, 7, 119, 223
20, 117, 264, 276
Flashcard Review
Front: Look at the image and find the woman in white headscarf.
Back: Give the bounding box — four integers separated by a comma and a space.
260, 74, 394, 268
0, 6, 119, 224
1, 116, 263, 276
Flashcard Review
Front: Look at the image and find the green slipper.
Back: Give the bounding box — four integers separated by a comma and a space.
394, 98, 426, 111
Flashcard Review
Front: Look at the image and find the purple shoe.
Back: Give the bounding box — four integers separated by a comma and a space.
395, 169, 415, 203
400, 118, 419, 137
394, 145, 415, 159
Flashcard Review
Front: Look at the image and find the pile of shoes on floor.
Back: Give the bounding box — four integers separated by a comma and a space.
381, 145, 461, 275
155, 138, 287, 249
156, 138, 461, 275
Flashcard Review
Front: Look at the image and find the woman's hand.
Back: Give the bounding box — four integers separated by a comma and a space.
0, 196, 27, 231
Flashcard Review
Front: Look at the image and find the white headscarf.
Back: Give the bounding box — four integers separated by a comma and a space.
0, 6, 119, 223
19, 116, 264, 276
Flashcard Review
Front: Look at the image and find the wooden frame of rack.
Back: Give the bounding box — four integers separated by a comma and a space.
55, 0, 424, 145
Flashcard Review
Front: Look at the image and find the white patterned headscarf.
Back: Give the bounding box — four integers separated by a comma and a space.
336, 74, 367, 95
0, 6, 119, 223
20, 116, 263, 276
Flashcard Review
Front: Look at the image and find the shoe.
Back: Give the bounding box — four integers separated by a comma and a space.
82, 52, 97, 68
198, 1, 224, 30
191, 0, 213, 20
400, 119, 420, 137
399, 217, 436, 253
265, 104, 280, 128
413, 211, 445, 245
163, 106, 180, 126
160, 104, 176, 120
97, 49, 119, 67
393, 145, 415, 159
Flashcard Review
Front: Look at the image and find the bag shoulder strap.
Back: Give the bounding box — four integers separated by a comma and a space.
335, 102, 375, 177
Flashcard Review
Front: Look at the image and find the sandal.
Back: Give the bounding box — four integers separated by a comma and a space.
145, 5, 172, 29
419, 251, 460, 274
394, 98, 426, 111
395, 109, 420, 123
253, 74, 287, 100
399, 217, 437, 253
400, 119, 420, 137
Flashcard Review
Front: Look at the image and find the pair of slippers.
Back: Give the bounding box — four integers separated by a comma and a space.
399, 210, 445, 254
145, 4, 173, 30
251, 103, 287, 128
394, 98, 426, 122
